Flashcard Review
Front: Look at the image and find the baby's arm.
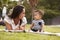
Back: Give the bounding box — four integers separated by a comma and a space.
40, 23, 44, 32
39, 20, 44, 32
28, 23, 34, 32
30, 23, 34, 29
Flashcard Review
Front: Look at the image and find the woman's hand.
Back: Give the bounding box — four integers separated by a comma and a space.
15, 26, 25, 30
15, 27, 20, 30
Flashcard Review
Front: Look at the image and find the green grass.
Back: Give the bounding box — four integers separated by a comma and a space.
0, 24, 60, 40
44, 26, 60, 33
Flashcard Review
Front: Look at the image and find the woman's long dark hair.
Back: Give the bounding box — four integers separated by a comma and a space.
10, 5, 24, 25
10, 5, 24, 19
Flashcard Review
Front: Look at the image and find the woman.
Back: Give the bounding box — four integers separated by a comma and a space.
4, 5, 25, 31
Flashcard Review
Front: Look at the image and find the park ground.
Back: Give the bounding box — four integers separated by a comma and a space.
0, 24, 60, 40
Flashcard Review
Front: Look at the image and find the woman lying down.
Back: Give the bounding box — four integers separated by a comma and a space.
4, 5, 27, 32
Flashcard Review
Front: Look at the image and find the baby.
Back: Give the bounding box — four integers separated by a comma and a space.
30, 10, 44, 32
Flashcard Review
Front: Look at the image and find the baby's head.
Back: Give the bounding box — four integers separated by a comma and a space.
33, 10, 44, 20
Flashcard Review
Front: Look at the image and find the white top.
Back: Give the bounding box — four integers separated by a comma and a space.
32, 19, 44, 30
4, 16, 27, 30
21, 17, 27, 26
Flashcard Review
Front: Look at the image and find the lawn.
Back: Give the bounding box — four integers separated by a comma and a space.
0, 24, 60, 40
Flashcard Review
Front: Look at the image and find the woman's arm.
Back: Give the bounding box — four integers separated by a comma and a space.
15, 25, 25, 30
5, 22, 12, 30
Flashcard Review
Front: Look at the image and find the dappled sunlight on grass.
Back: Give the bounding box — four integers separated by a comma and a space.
0, 24, 60, 40
0, 32, 60, 40
44, 26, 60, 33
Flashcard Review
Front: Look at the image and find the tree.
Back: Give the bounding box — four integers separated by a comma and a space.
27, 0, 39, 20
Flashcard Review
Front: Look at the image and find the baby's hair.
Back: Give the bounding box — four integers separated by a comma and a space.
34, 10, 44, 16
